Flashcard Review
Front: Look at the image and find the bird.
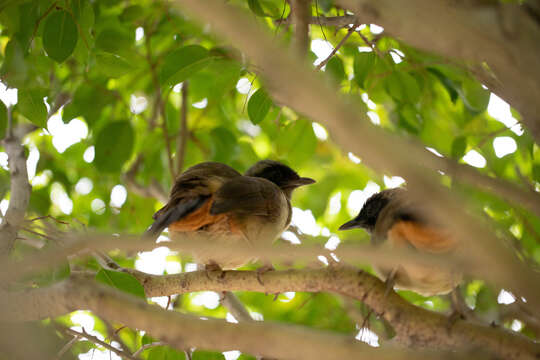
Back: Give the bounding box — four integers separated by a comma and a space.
339, 187, 462, 297
145, 160, 315, 270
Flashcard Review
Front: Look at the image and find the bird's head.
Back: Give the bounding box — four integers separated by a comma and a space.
245, 160, 315, 198
339, 188, 405, 232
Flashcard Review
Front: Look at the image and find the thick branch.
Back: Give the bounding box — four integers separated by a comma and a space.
0, 130, 31, 255
2, 271, 538, 359
275, 15, 358, 27
0, 278, 468, 360
290, 0, 311, 56
338, 0, 540, 144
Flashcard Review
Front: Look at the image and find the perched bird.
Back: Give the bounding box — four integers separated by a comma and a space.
339, 188, 462, 296
146, 160, 314, 269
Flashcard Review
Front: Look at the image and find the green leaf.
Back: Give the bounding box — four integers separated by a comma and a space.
42, 10, 78, 63
95, 269, 146, 299
247, 88, 273, 125
325, 56, 345, 83
159, 45, 213, 86
210, 127, 237, 163
17, 89, 47, 128
0, 39, 27, 88
96, 26, 133, 55
248, 0, 269, 16
353, 52, 377, 88
385, 72, 421, 103
94, 121, 135, 172
0, 101, 7, 139
276, 118, 317, 166
147, 346, 186, 360
95, 52, 136, 78
451, 136, 467, 159
461, 80, 490, 113
532, 164, 540, 183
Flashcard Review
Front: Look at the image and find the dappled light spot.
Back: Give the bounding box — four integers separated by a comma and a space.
361, 93, 376, 110
329, 252, 340, 262
0, 152, 8, 170
75, 177, 93, 195
0, 200, 8, 216
497, 289, 515, 304
130, 94, 148, 114
150, 296, 171, 309
135, 26, 144, 41
292, 207, 321, 236
185, 263, 198, 272
426, 147, 444, 158
70, 311, 95, 331
282, 231, 301, 244
346, 181, 380, 216
366, 111, 380, 125
83, 146, 95, 163
135, 246, 171, 275
492, 136, 517, 158
279, 292, 296, 303
328, 192, 341, 215
238, 120, 261, 137
317, 255, 329, 266
226, 313, 238, 323
91, 198, 106, 215
110, 184, 127, 208
358, 46, 372, 53
324, 236, 340, 251
462, 150, 486, 168
487, 93, 523, 136
50, 182, 73, 215
236, 77, 251, 94
223, 350, 241, 360
173, 82, 183, 93
192, 291, 220, 309
348, 152, 361, 164
192, 98, 208, 109
369, 24, 384, 35
321, 227, 331, 237
356, 327, 380, 347
312, 122, 328, 141
48, 114, 88, 153
26, 145, 39, 181
383, 175, 405, 188
390, 49, 404, 64
79, 349, 121, 360
250, 311, 264, 321
166, 260, 182, 274
511, 320, 523, 332
0, 81, 17, 106
311, 39, 333, 66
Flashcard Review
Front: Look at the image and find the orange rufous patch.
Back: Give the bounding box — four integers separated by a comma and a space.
168, 197, 227, 232
388, 221, 457, 253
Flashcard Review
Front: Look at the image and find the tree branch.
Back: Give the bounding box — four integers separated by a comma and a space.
1, 271, 537, 359
60, 326, 138, 360
0, 124, 31, 256
0, 276, 503, 360
290, 0, 311, 56
275, 14, 358, 28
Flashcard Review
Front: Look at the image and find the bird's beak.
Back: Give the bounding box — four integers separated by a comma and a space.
289, 177, 316, 187
338, 219, 362, 231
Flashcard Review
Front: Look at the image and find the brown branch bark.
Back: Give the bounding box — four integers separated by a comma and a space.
338, 0, 540, 144
275, 14, 358, 27
172, 0, 540, 313
290, 0, 311, 56
0, 126, 31, 256
1, 271, 537, 359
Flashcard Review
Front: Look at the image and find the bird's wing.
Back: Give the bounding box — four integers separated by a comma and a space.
210, 177, 282, 218
144, 195, 209, 238
387, 220, 457, 253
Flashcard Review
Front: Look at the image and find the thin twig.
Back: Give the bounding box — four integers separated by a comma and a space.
176, 81, 189, 174
29, 1, 58, 47
55, 334, 80, 360
132, 342, 165, 357
316, 23, 358, 70
275, 14, 358, 27
61, 327, 138, 360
